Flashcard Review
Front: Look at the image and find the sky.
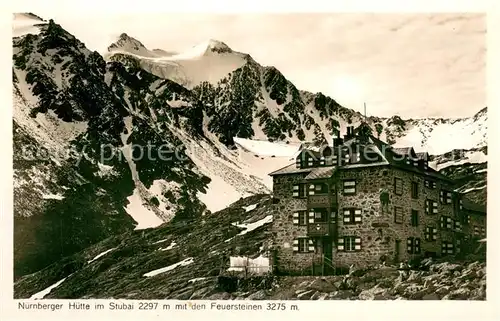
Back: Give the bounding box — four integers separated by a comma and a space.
28, 12, 486, 118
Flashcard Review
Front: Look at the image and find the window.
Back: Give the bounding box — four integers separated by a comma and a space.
411, 182, 419, 199
293, 238, 314, 253
440, 190, 452, 204
425, 199, 438, 215
311, 183, 328, 195
454, 220, 462, 232
425, 226, 437, 241
440, 216, 453, 230
407, 237, 421, 254
411, 210, 419, 226
343, 180, 356, 195
292, 211, 307, 226
394, 206, 404, 224
424, 179, 436, 189
394, 178, 403, 195
292, 183, 307, 198
474, 226, 480, 236
312, 208, 328, 223
343, 208, 362, 224
481, 227, 486, 237
459, 199, 463, 210
441, 241, 454, 255
337, 236, 361, 252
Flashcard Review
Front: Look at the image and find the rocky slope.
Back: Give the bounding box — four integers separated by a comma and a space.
12, 16, 211, 277
14, 194, 485, 300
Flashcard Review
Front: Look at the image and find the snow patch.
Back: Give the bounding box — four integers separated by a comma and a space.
242, 204, 258, 212
226, 215, 273, 242
42, 193, 65, 200
158, 242, 177, 251
124, 188, 164, 230
29, 275, 72, 299
234, 137, 300, 157
88, 247, 117, 263
143, 257, 194, 277
459, 185, 486, 194
188, 277, 207, 283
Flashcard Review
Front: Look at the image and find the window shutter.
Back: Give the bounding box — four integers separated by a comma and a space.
337, 237, 344, 251
308, 184, 315, 196
292, 212, 299, 225
415, 238, 421, 254
447, 243, 454, 254
343, 210, 351, 223
354, 209, 362, 222
407, 238, 414, 253
308, 239, 315, 252
293, 239, 299, 252
354, 237, 361, 250
432, 201, 438, 214
308, 211, 315, 223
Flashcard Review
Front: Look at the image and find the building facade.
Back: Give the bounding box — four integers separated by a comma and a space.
269, 127, 486, 275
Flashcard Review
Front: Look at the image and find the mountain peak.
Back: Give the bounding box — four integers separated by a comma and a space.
108, 33, 148, 54
205, 39, 232, 53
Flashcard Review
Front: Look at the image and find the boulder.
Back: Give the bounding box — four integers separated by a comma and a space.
435, 285, 451, 297
311, 292, 328, 300
407, 271, 423, 283
246, 289, 268, 300
422, 293, 440, 300
329, 290, 355, 300
207, 292, 232, 300
307, 278, 337, 293
358, 286, 392, 300
189, 287, 214, 299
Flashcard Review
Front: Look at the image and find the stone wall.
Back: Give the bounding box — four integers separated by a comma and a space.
335, 166, 457, 268
271, 173, 316, 273
271, 164, 485, 273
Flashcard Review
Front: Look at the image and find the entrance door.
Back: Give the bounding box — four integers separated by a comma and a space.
395, 240, 401, 263
323, 238, 333, 275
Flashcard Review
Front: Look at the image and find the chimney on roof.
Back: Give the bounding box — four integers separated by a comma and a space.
344, 126, 354, 140
333, 130, 343, 148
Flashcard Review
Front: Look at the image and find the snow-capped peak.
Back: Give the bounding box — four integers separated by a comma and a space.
108, 33, 156, 57
205, 39, 232, 53
12, 12, 47, 37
